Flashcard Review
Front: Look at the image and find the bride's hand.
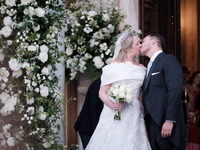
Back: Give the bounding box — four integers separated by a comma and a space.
113, 102, 123, 110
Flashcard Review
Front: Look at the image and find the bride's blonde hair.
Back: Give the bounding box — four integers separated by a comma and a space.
114, 33, 136, 62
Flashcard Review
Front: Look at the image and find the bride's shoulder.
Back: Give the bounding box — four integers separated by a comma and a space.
132, 62, 145, 67
136, 63, 144, 67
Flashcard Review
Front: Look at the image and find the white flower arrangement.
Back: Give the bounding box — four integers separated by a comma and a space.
0, 0, 140, 149
108, 83, 134, 120
0, 0, 65, 149
65, 0, 126, 81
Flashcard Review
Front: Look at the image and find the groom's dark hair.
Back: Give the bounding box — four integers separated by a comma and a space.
149, 34, 166, 51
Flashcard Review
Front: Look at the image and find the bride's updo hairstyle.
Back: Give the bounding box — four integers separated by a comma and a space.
112, 31, 136, 62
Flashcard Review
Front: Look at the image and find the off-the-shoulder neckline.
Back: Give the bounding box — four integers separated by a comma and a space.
110, 61, 146, 68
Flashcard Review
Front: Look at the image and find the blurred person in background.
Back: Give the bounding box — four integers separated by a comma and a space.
185, 71, 200, 150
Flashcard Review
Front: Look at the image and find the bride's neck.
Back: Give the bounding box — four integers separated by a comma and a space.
126, 55, 134, 62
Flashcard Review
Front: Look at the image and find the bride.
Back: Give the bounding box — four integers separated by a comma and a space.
85, 31, 152, 150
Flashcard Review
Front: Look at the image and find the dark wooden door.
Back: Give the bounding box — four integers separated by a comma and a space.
140, 0, 181, 65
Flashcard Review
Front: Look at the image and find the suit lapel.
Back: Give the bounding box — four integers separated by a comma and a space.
144, 52, 164, 91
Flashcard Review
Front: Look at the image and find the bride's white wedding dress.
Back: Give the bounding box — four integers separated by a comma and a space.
86, 62, 152, 150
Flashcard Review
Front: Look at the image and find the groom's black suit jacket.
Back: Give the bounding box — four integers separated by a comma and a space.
74, 78, 103, 136
142, 52, 185, 149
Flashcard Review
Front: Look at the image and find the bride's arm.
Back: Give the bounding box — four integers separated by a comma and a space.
139, 89, 145, 115
99, 84, 123, 110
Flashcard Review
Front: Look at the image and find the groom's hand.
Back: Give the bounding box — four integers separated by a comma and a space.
161, 121, 173, 138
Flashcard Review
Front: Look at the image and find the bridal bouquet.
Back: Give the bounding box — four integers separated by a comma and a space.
108, 83, 133, 120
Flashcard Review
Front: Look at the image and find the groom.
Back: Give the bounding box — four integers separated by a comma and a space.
140, 34, 185, 150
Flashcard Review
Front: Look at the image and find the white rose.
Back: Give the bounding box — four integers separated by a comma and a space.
0, 102, 15, 116
8, 58, 22, 71
43, 142, 51, 148
118, 90, 125, 98
102, 14, 110, 21
38, 51, 48, 63
106, 58, 112, 64
107, 24, 114, 32
39, 106, 44, 112
28, 7, 35, 16
39, 113, 47, 120
112, 88, 119, 97
26, 98, 34, 105
31, 81, 37, 87
7, 137, 15, 147
0, 67, 9, 83
1, 26, 12, 38
1, 83, 6, 90
100, 43, 107, 51
119, 85, 126, 92
3, 124, 12, 132
0, 67, 9, 78
125, 93, 133, 103
8, 95, 17, 105
28, 45, 37, 51
66, 47, 73, 56
84, 53, 92, 60
48, 76, 52, 80
3, 16, 12, 26
23, 9, 28, 15
5, 0, 16, 7
0, 6, 6, 14
34, 88, 39, 93
33, 24, 40, 32
12, 69, 23, 78
22, 62, 30, 68
7, 40, 13, 45
88, 11, 97, 17
41, 67, 49, 75
93, 56, 104, 69
0, 92, 10, 104
26, 107, 34, 115
40, 45, 49, 52
35, 7, 45, 17
21, 0, 30, 5
105, 49, 111, 55
40, 85, 49, 97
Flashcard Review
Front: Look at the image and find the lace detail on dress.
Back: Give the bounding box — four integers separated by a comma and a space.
86, 66, 152, 150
